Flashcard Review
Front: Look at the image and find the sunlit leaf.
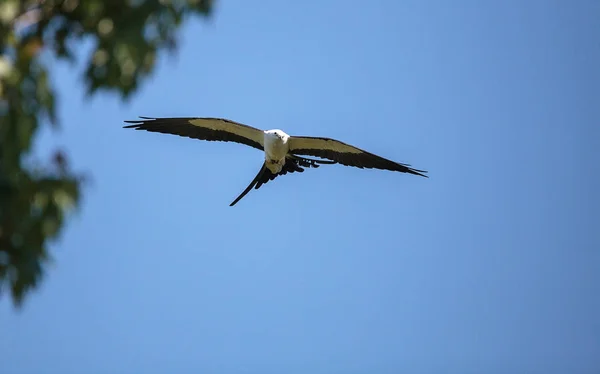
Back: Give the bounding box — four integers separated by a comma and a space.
1, 0, 214, 308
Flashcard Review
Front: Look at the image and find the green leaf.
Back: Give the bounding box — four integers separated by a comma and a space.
1, 0, 214, 308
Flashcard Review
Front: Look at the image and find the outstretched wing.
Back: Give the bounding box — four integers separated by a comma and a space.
288, 136, 428, 177
229, 156, 334, 206
124, 117, 265, 151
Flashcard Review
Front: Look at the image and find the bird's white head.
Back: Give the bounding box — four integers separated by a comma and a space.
265, 129, 289, 139
265, 129, 289, 140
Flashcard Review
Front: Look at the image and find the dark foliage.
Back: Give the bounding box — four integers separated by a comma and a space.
0, 0, 213, 307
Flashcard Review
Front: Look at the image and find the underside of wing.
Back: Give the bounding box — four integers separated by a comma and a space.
123, 116, 265, 150
229, 156, 335, 206
288, 136, 428, 177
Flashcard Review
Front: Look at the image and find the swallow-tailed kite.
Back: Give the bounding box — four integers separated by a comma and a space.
124, 117, 428, 206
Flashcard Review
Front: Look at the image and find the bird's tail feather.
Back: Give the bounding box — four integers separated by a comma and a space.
229, 156, 336, 207
229, 163, 267, 207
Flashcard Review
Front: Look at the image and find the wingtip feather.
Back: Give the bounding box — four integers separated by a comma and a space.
410, 169, 428, 178
123, 116, 155, 128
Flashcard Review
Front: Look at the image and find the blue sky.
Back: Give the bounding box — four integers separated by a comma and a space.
2, 1, 599, 373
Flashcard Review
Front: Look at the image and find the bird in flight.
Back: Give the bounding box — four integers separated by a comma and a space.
123, 117, 428, 206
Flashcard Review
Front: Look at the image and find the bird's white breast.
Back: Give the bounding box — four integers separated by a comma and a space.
263, 130, 290, 173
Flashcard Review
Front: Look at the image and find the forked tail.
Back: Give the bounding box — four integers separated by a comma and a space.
229, 155, 336, 206
229, 163, 268, 206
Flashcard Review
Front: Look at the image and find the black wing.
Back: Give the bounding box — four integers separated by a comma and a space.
124, 117, 265, 151
288, 136, 427, 177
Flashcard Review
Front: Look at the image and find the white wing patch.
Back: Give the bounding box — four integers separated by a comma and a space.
288, 137, 363, 154
189, 118, 264, 147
